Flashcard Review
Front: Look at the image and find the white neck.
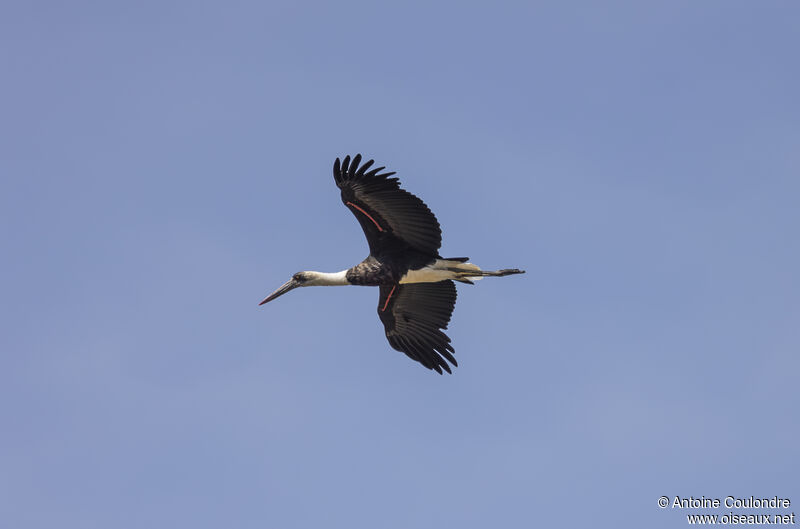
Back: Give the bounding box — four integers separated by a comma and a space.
305, 270, 349, 286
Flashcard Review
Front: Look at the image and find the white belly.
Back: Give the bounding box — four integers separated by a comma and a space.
399, 267, 456, 284
398, 259, 483, 284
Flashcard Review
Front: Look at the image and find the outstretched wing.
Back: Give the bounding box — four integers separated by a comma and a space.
333, 154, 442, 255
377, 281, 458, 374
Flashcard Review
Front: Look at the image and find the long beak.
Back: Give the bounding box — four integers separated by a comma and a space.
259, 279, 300, 305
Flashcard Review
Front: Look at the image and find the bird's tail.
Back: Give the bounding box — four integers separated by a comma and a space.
440, 259, 525, 285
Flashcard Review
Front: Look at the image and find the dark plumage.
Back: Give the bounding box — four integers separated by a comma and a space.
378, 281, 458, 374
259, 154, 524, 374
336, 155, 460, 373
334, 154, 441, 256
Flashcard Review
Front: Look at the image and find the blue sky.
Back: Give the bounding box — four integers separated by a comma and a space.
2, 1, 798, 528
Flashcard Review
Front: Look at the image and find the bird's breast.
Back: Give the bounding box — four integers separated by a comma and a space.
345, 260, 398, 286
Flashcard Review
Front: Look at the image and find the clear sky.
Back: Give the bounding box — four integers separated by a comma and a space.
2, 2, 798, 528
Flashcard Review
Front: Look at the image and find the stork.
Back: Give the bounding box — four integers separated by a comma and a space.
259, 154, 524, 374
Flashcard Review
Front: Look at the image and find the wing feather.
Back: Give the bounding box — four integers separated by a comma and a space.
334, 155, 441, 255
377, 281, 458, 374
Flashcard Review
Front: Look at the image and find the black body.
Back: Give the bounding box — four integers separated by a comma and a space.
334, 154, 461, 373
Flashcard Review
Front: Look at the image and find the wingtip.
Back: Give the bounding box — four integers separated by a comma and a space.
356, 158, 374, 177
349, 154, 362, 178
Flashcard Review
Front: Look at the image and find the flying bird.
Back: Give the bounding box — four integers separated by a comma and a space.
260, 155, 524, 374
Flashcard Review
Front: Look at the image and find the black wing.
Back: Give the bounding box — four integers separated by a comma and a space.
333, 154, 442, 255
377, 281, 458, 374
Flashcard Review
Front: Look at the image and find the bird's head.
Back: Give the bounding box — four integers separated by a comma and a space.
258, 271, 311, 305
